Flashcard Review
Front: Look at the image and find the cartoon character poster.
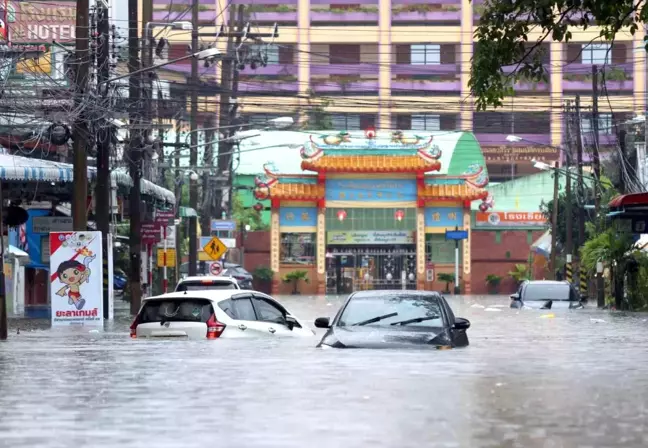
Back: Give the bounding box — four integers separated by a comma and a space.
50, 231, 103, 326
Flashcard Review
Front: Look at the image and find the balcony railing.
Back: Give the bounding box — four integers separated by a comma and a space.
238, 81, 299, 94
391, 79, 460, 93
248, 11, 298, 22
239, 64, 298, 76
392, 64, 458, 76
562, 79, 633, 91
392, 0, 462, 23
311, 63, 379, 76
153, 9, 216, 22
311, 9, 378, 22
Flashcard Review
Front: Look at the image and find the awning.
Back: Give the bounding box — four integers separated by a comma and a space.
5, 245, 29, 258
179, 206, 198, 217
609, 192, 648, 208
0, 154, 175, 204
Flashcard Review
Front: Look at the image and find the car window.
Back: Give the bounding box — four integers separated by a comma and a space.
252, 298, 285, 324
523, 283, 571, 301
218, 299, 236, 319
176, 281, 237, 291
232, 298, 257, 321
139, 299, 213, 323
337, 294, 444, 328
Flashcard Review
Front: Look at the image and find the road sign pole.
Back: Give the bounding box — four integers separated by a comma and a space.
148, 244, 153, 297
454, 240, 460, 295
161, 227, 168, 293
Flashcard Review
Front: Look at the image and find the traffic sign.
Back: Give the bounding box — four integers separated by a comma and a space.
142, 222, 161, 244
155, 210, 175, 226
157, 248, 176, 267
209, 261, 223, 276
211, 219, 237, 232
445, 230, 469, 241
203, 236, 228, 260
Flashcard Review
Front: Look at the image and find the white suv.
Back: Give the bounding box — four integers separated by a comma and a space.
131, 290, 314, 339
175, 276, 240, 291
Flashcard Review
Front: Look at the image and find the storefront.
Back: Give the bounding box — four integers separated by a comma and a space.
254, 130, 492, 295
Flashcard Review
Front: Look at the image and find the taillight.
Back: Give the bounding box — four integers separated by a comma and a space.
130, 316, 140, 338
206, 314, 226, 339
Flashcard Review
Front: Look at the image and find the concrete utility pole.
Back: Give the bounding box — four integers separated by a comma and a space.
575, 95, 587, 297
564, 101, 573, 285
0, 182, 6, 340
95, 3, 111, 319
549, 161, 560, 280
128, 0, 142, 314
188, 0, 199, 277
592, 65, 601, 215
71, 0, 90, 230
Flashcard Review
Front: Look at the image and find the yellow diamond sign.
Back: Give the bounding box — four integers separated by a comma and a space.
203, 236, 228, 260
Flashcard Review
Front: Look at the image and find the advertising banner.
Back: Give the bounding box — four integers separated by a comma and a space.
327, 231, 415, 245
49, 231, 103, 326
475, 211, 546, 227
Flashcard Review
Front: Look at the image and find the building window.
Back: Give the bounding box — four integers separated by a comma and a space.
329, 44, 361, 64
332, 114, 360, 130
581, 43, 610, 65
410, 44, 440, 65
425, 234, 458, 264
249, 44, 280, 65
581, 113, 612, 135
280, 233, 316, 264
411, 114, 440, 131
326, 208, 415, 231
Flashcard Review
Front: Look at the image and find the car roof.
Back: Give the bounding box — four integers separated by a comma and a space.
524, 280, 570, 286
350, 290, 443, 299
143, 289, 260, 303
179, 275, 236, 283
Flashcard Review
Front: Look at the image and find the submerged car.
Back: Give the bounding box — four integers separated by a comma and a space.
175, 276, 241, 292
510, 280, 586, 310
314, 290, 470, 349
131, 290, 314, 339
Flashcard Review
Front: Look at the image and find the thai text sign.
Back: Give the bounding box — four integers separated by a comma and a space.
6, 1, 76, 43
32, 216, 72, 233
327, 231, 415, 245
279, 207, 317, 227
481, 145, 559, 162
49, 231, 103, 326
424, 206, 463, 227
475, 211, 546, 227
325, 179, 417, 202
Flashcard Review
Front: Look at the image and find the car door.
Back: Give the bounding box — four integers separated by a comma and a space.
250, 295, 294, 336
221, 293, 270, 338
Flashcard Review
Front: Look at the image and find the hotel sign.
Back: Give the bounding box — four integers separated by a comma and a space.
327, 231, 415, 245
5, 1, 76, 44
475, 212, 546, 227
481, 145, 559, 162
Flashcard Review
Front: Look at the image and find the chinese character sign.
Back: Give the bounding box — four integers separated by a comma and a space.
49, 231, 103, 326
279, 207, 317, 227
424, 207, 463, 228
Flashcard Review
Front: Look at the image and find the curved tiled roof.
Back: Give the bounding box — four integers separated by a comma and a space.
301, 155, 441, 173
419, 184, 488, 201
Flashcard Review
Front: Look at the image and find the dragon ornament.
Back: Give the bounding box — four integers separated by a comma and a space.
253, 161, 279, 200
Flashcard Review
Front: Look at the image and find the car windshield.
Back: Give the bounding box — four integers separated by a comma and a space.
139, 299, 213, 323
337, 294, 445, 328
176, 281, 237, 291
524, 283, 571, 301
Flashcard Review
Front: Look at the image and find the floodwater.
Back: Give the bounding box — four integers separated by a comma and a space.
1, 295, 648, 448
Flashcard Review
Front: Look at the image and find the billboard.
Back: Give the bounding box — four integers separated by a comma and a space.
49, 231, 103, 326
481, 145, 558, 162
4, 1, 76, 44
475, 212, 546, 227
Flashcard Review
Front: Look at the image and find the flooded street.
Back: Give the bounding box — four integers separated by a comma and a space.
1, 295, 648, 448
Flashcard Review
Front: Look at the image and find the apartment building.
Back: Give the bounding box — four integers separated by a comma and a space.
151, 0, 646, 181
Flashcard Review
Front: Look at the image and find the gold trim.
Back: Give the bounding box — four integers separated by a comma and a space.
416, 209, 426, 275
424, 201, 463, 207
325, 173, 417, 179
317, 209, 326, 275
462, 211, 471, 275
270, 211, 280, 273
325, 201, 417, 208
279, 226, 317, 233
425, 226, 465, 234
280, 201, 318, 207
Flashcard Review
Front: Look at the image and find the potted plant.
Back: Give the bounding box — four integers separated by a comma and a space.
282, 270, 309, 295
485, 274, 502, 294
253, 266, 274, 294
508, 264, 530, 286
437, 272, 455, 294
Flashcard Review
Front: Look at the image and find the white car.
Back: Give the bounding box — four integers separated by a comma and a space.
175, 276, 240, 291
130, 290, 314, 339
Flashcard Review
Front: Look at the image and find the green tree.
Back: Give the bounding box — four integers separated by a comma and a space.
540, 192, 583, 250
232, 194, 267, 231
470, 0, 645, 110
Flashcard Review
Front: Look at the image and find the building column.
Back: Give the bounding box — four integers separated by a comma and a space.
316, 207, 326, 294
633, 19, 646, 117
462, 208, 472, 294
416, 207, 426, 290
550, 41, 564, 151
270, 206, 280, 295
378, 0, 392, 130
298, 0, 311, 125
460, 0, 473, 131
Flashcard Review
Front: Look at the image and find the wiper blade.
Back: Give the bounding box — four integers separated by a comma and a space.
390, 316, 439, 326
352, 312, 398, 326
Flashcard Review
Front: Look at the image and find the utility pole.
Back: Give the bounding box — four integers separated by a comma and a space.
550, 160, 560, 280
95, 2, 111, 319
188, 0, 199, 277
575, 95, 587, 297
214, 6, 238, 222
592, 65, 601, 214
71, 0, 90, 230
128, 0, 142, 314
174, 120, 182, 282
564, 101, 573, 286
0, 182, 6, 340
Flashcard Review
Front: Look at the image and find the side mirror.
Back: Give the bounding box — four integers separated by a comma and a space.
314, 317, 330, 328
453, 317, 470, 330
285, 315, 299, 330
510, 293, 521, 300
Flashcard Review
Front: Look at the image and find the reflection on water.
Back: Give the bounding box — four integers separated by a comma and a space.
1, 295, 648, 447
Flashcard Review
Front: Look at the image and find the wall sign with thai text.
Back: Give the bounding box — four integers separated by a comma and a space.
481, 145, 559, 162
475, 211, 546, 227
327, 231, 415, 245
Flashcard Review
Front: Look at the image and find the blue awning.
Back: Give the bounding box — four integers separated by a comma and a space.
0, 154, 175, 204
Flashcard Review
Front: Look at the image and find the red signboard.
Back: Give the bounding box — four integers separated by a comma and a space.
141, 222, 161, 244
5, 1, 76, 44
475, 211, 546, 227
155, 210, 175, 227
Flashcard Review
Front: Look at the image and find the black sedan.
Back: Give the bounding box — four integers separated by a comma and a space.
314, 290, 470, 349
510, 280, 586, 309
